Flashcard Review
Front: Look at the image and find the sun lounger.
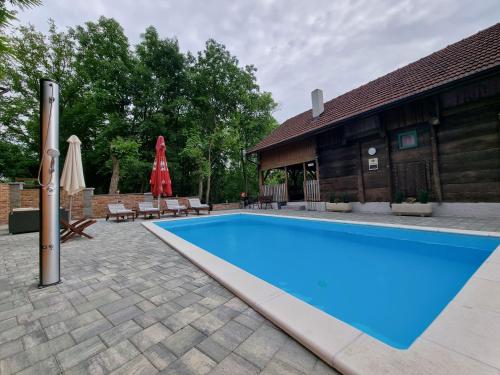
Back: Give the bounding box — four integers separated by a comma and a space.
162, 199, 188, 216
188, 198, 211, 215
137, 202, 161, 219
106, 203, 135, 222
60, 218, 97, 243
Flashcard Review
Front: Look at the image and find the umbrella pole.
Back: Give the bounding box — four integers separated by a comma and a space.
69, 195, 73, 222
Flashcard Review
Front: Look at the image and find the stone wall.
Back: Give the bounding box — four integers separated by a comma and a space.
0, 183, 239, 224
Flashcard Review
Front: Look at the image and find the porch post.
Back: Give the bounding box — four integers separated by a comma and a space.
284, 166, 289, 202
258, 168, 264, 195
303, 162, 307, 201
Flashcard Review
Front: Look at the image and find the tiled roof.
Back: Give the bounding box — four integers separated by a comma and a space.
249, 23, 500, 153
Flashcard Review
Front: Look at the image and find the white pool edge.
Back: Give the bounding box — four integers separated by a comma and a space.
143, 212, 500, 375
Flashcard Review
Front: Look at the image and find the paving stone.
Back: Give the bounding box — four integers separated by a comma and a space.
16, 356, 60, 375
274, 338, 317, 374
0, 320, 41, 345
0, 303, 33, 322
17, 301, 72, 324
311, 360, 341, 375
0, 339, 23, 360
137, 300, 157, 312
98, 294, 144, 316
196, 336, 231, 363
66, 340, 139, 375
162, 325, 206, 357
134, 302, 182, 328
140, 286, 167, 299
107, 305, 143, 325
45, 309, 103, 339
223, 297, 248, 312
190, 306, 239, 335
39, 307, 78, 328
235, 325, 288, 369
261, 358, 307, 375
56, 336, 106, 370
144, 343, 177, 370
131, 322, 172, 352
0, 334, 74, 374
210, 320, 253, 351
100, 320, 143, 347
162, 303, 210, 332
197, 294, 230, 310
149, 290, 182, 305
210, 353, 260, 375
164, 348, 216, 375
173, 292, 204, 308
0, 317, 17, 332
109, 354, 158, 375
71, 318, 114, 343
74, 292, 122, 314
234, 312, 263, 331
22, 328, 48, 349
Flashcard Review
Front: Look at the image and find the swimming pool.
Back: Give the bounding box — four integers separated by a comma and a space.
153, 213, 500, 349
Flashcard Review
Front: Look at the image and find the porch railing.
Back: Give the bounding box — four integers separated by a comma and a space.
304, 180, 320, 202
260, 183, 287, 203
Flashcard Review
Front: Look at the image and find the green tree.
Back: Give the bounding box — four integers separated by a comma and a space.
108, 136, 140, 194
0, 21, 75, 178
0, 0, 41, 78
0, 17, 277, 201
131, 26, 189, 195
70, 17, 135, 192
186, 40, 277, 203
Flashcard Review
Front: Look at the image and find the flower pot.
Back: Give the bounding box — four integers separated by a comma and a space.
391, 203, 432, 217
326, 202, 352, 213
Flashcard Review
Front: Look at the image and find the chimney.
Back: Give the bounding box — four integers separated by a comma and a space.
311, 89, 324, 118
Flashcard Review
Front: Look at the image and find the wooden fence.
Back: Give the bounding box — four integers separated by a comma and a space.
304, 180, 320, 202
260, 183, 287, 202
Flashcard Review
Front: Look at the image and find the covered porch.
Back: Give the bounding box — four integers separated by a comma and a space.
257, 139, 320, 206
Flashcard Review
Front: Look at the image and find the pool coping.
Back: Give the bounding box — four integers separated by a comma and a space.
143, 212, 500, 375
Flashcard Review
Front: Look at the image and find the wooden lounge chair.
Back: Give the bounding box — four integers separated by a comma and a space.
137, 202, 161, 219
188, 198, 211, 215
60, 218, 96, 243
162, 199, 188, 216
106, 203, 135, 222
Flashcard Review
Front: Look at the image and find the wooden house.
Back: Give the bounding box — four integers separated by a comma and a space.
248, 23, 500, 210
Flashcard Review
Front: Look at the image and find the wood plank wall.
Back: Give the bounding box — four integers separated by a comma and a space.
260, 138, 316, 171
314, 73, 500, 203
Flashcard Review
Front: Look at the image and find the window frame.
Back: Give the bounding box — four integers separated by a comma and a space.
398, 130, 418, 150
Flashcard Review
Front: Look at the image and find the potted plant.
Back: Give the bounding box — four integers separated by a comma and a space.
391, 190, 432, 216
326, 193, 352, 213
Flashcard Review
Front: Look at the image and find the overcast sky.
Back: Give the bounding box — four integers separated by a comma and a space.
16, 0, 500, 123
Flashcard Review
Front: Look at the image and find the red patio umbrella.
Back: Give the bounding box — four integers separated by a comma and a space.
150, 136, 172, 206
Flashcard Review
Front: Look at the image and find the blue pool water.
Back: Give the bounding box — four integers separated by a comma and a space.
155, 214, 500, 349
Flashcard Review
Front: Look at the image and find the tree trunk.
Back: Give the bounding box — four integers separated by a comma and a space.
198, 172, 204, 200
109, 155, 120, 194
205, 146, 212, 204
241, 152, 248, 194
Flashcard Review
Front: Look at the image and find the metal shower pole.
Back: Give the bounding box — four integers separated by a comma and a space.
39, 79, 61, 287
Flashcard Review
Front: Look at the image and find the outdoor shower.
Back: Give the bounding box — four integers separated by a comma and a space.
38, 79, 61, 287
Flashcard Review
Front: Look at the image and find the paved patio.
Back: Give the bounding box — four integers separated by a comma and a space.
1, 210, 499, 374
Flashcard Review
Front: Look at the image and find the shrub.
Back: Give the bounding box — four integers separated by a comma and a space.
394, 191, 405, 204
418, 190, 429, 204
340, 192, 350, 203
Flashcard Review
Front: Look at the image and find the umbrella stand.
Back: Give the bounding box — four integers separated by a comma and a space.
69, 195, 73, 222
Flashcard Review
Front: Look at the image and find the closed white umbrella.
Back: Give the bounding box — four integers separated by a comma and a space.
61, 135, 86, 221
